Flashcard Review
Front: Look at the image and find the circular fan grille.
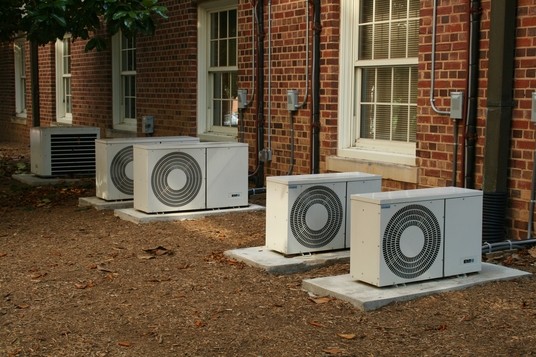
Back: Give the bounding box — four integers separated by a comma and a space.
382, 204, 441, 279
151, 152, 203, 207
110, 146, 134, 195
289, 185, 343, 248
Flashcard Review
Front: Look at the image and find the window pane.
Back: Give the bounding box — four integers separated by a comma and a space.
210, 41, 218, 67
392, 0, 407, 20
360, 1, 374, 23
393, 67, 409, 102
408, 19, 419, 57
219, 11, 227, 38
409, 106, 417, 142
359, 25, 373, 60
360, 104, 374, 139
219, 39, 228, 66
410, 67, 417, 104
391, 21, 407, 58
375, 0, 390, 22
361, 68, 375, 102
375, 105, 391, 140
229, 10, 237, 37
374, 22, 389, 59
376, 67, 391, 103
214, 73, 222, 97
229, 38, 237, 66
213, 100, 222, 126
210, 13, 218, 39
392, 105, 408, 141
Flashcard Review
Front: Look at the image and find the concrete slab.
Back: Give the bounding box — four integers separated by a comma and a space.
302, 263, 532, 311
114, 204, 265, 224
225, 246, 350, 275
79, 196, 133, 210
12, 173, 83, 186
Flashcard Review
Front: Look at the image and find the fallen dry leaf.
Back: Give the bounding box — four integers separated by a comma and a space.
337, 333, 356, 340
308, 320, 326, 328
528, 246, 536, 258
309, 296, 332, 304
143, 246, 173, 256
15, 303, 30, 309
194, 320, 206, 327
117, 341, 131, 347
0, 252, 7, 257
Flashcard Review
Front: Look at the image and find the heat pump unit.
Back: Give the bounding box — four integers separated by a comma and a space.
95, 136, 199, 201
30, 126, 100, 177
133, 142, 248, 213
265, 172, 382, 255
350, 187, 483, 287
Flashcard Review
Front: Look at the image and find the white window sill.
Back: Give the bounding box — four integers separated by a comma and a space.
327, 155, 418, 184
199, 132, 237, 142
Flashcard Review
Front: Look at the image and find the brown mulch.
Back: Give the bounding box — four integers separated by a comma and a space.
1, 142, 536, 357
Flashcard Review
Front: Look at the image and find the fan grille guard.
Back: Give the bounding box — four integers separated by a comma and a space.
151, 152, 203, 207
290, 185, 343, 248
110, 146, 134, 195
383, 204, 442, 279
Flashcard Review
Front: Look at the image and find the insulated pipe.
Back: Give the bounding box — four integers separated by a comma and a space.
464, 0, 481, 189
287, 110, 295, 175
311, 0, 321, 174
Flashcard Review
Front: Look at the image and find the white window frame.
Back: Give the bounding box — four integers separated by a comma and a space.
14, 38, 27, 118
112, 32, 137, 132
338, 0, 418, 166
55, 36, 73, 124
197, 0, 238, 141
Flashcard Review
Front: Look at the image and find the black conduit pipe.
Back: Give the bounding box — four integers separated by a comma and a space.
253, 1, 265, 188
464, 0, 481, 189
311, 0, 321, 174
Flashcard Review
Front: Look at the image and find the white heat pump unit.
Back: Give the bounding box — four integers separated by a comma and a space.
95, 136, 199, 201
350, 187, 483, 287
30, 126, 100, 177
133, 142, 248, 213
265, 172, 382, 255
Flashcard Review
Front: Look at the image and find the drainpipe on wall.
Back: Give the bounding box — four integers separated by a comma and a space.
30, 41, 40, 127
464, 0, 481, 189
254, 0, 265, 188
311, 0, 321, 174
481, 0, 517, 243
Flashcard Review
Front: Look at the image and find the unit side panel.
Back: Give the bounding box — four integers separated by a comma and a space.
350, 199, 382, 284
443, 195, 483, 276
345, 179, 382, 248
265, 180, 292, 253
206, 146, 249, 209
133, 146, 151, 212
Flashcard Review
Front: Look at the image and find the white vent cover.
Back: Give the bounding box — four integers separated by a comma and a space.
133, 142, 248, 213
30, 126, 100, 177
350, 187, 483, 287
265, 172, 382, 255
95, 136, 199, 201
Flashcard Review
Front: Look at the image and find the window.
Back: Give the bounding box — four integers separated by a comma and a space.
112, 32, 137, 131
338, 0, 419, 165
198, 1, 238, 140
14, 38, 27, 118
55, 36, 72, 123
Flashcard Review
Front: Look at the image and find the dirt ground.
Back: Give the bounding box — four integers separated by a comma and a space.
1, 142, 536, 357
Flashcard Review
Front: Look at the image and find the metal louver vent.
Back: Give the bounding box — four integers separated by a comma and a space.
110, 146, 134, 195
151, 152, 203, 207
290, 186, 344, 248
382, 204, 442, 279
50, 133, 98, 176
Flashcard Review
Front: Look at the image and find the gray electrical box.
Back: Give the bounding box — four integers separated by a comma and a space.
237, 89, 248, 109
450, 92, 463, 120
287, 89, 298, 112
142, 116, 154, 134
532, 92, 536, 122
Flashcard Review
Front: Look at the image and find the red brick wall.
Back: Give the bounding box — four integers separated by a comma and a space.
238, 0, 340, 177
418, 0, 536, 240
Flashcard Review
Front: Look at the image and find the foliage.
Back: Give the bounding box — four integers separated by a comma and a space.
0, 0, 168, 51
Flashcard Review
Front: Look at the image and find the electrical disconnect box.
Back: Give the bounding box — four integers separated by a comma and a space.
450, 92, 463, 120
287, 89, 298, 112
237, 89, 248, 109
142, 116, 154, 134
